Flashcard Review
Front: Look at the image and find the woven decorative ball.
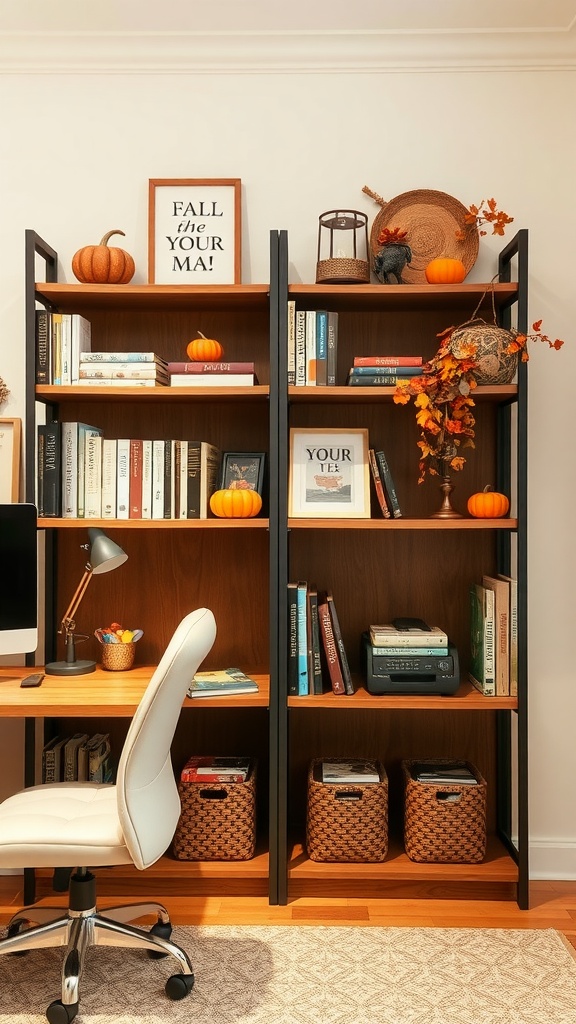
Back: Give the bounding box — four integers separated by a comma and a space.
450, 319, 518, 384
369, 189, 479, 285
101, 642, 135, 671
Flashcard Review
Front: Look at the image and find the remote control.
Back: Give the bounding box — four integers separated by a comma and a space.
20, 673, 44, 688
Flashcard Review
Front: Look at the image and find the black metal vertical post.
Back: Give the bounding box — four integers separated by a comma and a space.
275, 232, 289, 905
267, 230, 281, 905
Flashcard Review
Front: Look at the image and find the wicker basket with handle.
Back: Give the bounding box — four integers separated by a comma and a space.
403, 759, 486, 863
306, 758, 388, 863
173, 761, 257, 861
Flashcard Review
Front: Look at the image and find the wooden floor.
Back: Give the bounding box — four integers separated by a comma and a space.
1, 878, 575, 951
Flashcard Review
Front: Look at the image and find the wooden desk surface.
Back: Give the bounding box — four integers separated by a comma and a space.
0, 667, 270, 717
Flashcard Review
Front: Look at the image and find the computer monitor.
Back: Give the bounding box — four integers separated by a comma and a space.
0, 503, 38, 656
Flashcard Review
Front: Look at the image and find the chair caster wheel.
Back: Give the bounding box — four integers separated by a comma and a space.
147, 921, 172, 959
7, 920, 30, 956
165, 973, 195, 1000
46, 999, 78, 1024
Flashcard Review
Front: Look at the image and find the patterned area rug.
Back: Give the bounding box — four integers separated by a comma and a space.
0, 925, 575, 1023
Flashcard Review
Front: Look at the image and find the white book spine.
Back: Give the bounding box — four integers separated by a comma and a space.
77, 427, 102, 518
295, 310, 306, 386
152, 440, 165, 519
84, 435, 103, 518
101, 439, 117, 519
287, 299, 296, 385
116, 439, 130, 519
71, 314, 92, 384
178, 440, 188, 520
61, 314, 72, 385
141, 440, 153, 519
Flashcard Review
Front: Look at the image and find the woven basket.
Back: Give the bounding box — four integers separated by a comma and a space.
316, 257, 370, 284
450, 319, 518, 384
368, 188, 479, 285
306, 759, 388, 863
403, 759, 486, 864
100, 642, 135, 671
173, 762, 256, 861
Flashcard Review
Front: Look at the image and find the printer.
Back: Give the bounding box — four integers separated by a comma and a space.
362, 632, 460, 696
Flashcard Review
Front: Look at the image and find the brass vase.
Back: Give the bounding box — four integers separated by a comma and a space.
430, 454, 462, 519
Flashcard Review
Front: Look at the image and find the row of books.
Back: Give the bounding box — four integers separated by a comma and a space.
42, 732, 113, 783
368, 447, 402, 518
35, 310, 92, 385
180, 756, 252, 784
288, 583, 353, 696
287, 302, 338, 386
37, 420, 220, 519
78, 352, 169, 386
469, 574, 518, 697
347, 355, 424, 387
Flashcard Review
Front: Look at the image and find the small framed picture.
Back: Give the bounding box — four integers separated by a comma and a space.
148, 178, 241, 285
220, 453, 266, 495
289, 428, 370, 518
0, 417, 21, 502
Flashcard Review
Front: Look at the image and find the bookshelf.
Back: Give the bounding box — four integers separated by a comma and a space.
23, 228, 528, 910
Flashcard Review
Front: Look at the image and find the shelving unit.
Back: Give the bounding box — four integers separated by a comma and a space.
275, 229, 528, 908
22, 227, 528, 911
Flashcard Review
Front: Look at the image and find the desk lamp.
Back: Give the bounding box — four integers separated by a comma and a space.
45, 528, 128, 676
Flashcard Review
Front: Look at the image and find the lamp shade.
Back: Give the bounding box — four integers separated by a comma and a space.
88, 529, 128, 575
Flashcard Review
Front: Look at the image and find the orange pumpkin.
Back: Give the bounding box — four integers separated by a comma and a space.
425, 257, 467, 284
209, 488, 262, 518
72, 230, 135, 284
186, 331, 223, 362
467, 485, 510, 519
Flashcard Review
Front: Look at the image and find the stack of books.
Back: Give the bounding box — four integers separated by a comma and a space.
287, 302, 339, 386
368, 447, 402, 518
287, 583, 353, 696
167, 360, 258, 386
346, 355, 423, 387
180, 756, 251, 783
35, 310, 92, 385
369, 623, 449, 656
187, 668, 258, 699
78, 351, 169, 386
469, 574, 517, 697
42, 732, 112, 783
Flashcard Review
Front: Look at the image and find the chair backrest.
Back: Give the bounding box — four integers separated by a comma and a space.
116, 608, 217, 869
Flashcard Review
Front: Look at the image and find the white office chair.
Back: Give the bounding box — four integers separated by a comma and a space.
0, 607, 217, 1024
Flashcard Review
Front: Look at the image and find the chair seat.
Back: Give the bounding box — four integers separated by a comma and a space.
0, 783, 133, 869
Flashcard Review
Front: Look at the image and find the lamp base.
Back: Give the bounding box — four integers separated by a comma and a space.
45, 659, 96, 676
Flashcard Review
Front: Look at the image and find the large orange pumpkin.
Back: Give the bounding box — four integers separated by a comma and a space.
467, 485, 510, 519
209, 488, 262, 518
186, 331, 223, 362
425, 257, 467, 284
72, 230, 135, 284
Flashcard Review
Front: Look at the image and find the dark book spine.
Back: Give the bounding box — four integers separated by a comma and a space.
368, 448, 391, 519
315, 311, 328, 386
163, 440, 173, 518
317, 594, 345, 695
326, 312, 338, 386
375, 449, 402, 518
326, 592, 354, 695
307, 586, 324, 694
287, 582, 299, 696
35, 310, 53, 385
186, 442, 201, 519
38, 423, 62, 517
348, 374, 406, 386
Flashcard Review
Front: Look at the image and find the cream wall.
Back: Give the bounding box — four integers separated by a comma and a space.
0, 63, 574, 877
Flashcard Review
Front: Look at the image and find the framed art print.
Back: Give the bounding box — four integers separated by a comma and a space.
289, 428, 370, 518
0, 418, 21, 502
220, 453, 266, 496
148, 178, 241, 284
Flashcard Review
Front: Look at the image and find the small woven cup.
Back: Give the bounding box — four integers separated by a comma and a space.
101, 642, 136, 671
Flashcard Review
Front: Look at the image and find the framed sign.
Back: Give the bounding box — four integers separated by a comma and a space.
289, 428, 370, 518
148, 178, 241, 285
0, 417, 21, 502
220, 452, 266, 495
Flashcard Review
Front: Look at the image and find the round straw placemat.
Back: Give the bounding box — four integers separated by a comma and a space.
369, 189, 479, 285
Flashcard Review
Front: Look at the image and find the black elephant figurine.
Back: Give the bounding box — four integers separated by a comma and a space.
374, 242, 412, 284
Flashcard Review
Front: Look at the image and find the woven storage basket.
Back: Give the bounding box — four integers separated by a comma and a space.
173, 762, 256, 861
316, 257, 370, 284
306, 759, 388, 863
403, 759, 486, 864
100, 642, 135, 671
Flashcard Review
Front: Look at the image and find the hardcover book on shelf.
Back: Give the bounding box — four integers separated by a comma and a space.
69, 313, 92, 384
295, 309, 306, 386
321, 760, 380, 784
84, 434, 103, 519
353, 355, 423, 367
498, 573, 518, 697
369, 624, 448, 648
64, 733, 89, 782
151, 439, 165, 520
77, 425, 104, 518
37, 422, 62, 517
374, 450, 402, 518
80, 351, 165, 363
368, 448, 391, 518
287, 582, 299, 696
305, 309, 317, 386
317, 591, 346, 695
170, 373, 257, 387
101, 439, 118, 519
88, 734, 113, 783
77, 378, 168, 388
42, 735, 68, 783
469, 583, 495, 696
287, 299, 296, 385
167, 361, 256, 375
326, 311, 338, 386
61, 422, 102, 519
307, 584, 324, 695
296, 581, 309, 695
200, 442, 221, 519
79, 363, 169, 382
186, 669, 258, 700
348, 373, 422, 387
348, 365, 423, 377
35, 309, 53, 385
141, 440, 153, 519
482, 574, 510, 696
315, 310, 328, 387
51, 313, 63, 385
326, 591, 354, 695
116, 438, 131, 520
180, 755, 251, 783
129, 439, 143, 519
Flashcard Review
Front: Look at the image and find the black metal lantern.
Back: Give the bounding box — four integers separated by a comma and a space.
316, 209, 370, 284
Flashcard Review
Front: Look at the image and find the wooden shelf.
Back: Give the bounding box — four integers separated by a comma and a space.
35, 281, 270, 312
288, 517, 518, 530
288, 680, 517, 710
289, 384, 517, 403
37, 517, 269, 530
36, 385, 269, 402
288, 281, 518, 312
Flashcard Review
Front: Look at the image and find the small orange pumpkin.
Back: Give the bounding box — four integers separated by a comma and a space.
425, 257, 467, 284
467, 485, 510, 519
72, 230, 135, 284
186, 331, 223, 362
209, 488, 262, 518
